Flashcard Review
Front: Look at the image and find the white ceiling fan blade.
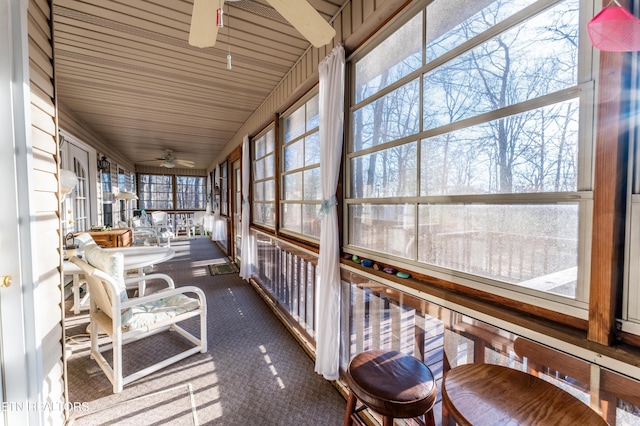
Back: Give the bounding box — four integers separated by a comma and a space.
176, 159, 196, 168
189, 0, 222, 48
266, 0, 336, 48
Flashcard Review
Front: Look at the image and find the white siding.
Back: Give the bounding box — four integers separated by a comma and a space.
28, 0, 66, 424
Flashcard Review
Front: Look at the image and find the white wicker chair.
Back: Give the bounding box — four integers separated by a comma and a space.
191, 211, 207, 237
70, 243, 207, 393
130, 216, 161, 246
151, 211, 174, 246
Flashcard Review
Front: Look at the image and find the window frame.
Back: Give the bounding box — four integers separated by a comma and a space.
252, 125, 277, 229
221, 161, 229, 216
343, 0, 597, 318
622, 47, 640, 334
138, 173, 206, 211
279, 90, 322, 242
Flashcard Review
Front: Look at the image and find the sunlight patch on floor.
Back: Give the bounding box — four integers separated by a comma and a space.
191, 257, 228, 267
225, 287, 245, 318
71, 383, 199, 425
210, 401, 223, 421
259, 345, 285, 389
192, 268, 208, 277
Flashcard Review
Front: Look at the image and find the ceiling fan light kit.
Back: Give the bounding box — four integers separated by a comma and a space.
162, 159, 176, 168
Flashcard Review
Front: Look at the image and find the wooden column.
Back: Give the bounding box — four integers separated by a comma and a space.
588, 45, 627, 345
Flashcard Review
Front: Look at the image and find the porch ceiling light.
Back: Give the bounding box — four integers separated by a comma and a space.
98, 155, 111, 172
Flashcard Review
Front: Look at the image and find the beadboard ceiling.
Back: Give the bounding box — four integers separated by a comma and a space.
53, 0, 346, 170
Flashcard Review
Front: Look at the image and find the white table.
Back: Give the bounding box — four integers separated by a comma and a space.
63, 246, 175, 314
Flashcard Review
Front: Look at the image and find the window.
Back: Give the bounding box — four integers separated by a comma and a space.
101, 169, 113, 227
130, 172, 136, 193
138, 174, 206, 210
73, 157, 89, 233
139, 175, 173, 210
346, 0, 594, 311
138, 174, 205, 210
623, 40, 640, 333
252, 127, 276, 228
221, 162, 228, 216
118, 167, 129, 190
176, 176, 205, 209
280, 93, 322, 239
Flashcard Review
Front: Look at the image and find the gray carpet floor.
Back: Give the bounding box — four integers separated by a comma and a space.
65, 237, 346, 425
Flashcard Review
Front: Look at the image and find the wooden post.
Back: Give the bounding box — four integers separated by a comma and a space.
588, 45, 626, 345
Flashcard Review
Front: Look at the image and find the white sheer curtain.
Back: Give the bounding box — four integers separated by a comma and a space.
315, 44, 345, 381
239, 135, 255, 280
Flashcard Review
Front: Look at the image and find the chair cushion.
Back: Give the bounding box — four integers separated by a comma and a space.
74, 232, 96, 247
85, 244, 127, 304
123, 294, 200, 331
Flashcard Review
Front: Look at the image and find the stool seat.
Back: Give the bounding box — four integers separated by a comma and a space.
344, 349, 437, 426
443, 363, 608, 426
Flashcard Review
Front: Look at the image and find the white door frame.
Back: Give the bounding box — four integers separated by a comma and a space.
0, 0, 43, 424
60, 131, 98, 232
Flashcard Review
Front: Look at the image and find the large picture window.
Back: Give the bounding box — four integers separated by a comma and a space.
280, 93, 322, 239
252, 127, 276, 228
139, 174, 205, 210
346, 0, 593, 310
176, 176, 206, 209
139, 175, 173, 210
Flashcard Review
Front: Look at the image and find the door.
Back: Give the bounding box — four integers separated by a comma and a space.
0, 0, 37, 424
67, 143, 92, 233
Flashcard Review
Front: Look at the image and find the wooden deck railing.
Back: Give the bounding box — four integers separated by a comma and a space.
248, 230, 638, 425
252, 231, 317, 340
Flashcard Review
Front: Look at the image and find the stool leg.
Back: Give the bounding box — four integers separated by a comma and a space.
424, 409, 436, 426
382, 416, 394, 426
343, 391, 357, 426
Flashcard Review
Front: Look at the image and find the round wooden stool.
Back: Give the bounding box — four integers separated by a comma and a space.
443, 363, 608, 426
343, 349, 437, 426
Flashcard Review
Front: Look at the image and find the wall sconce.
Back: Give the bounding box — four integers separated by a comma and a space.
97, 155, 110, 172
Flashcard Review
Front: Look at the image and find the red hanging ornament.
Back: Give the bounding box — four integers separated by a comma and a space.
587, 2, 640, 51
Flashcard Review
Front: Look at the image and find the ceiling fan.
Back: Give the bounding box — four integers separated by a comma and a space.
188, 0, 336, 49
139, 150, 196, 169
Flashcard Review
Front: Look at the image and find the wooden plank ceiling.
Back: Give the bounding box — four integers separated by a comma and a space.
53, 0, 345, 170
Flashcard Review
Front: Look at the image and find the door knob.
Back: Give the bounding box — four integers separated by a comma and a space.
1, 276, 12, 288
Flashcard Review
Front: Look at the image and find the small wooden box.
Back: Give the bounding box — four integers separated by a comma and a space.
79, 228, 133, 248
